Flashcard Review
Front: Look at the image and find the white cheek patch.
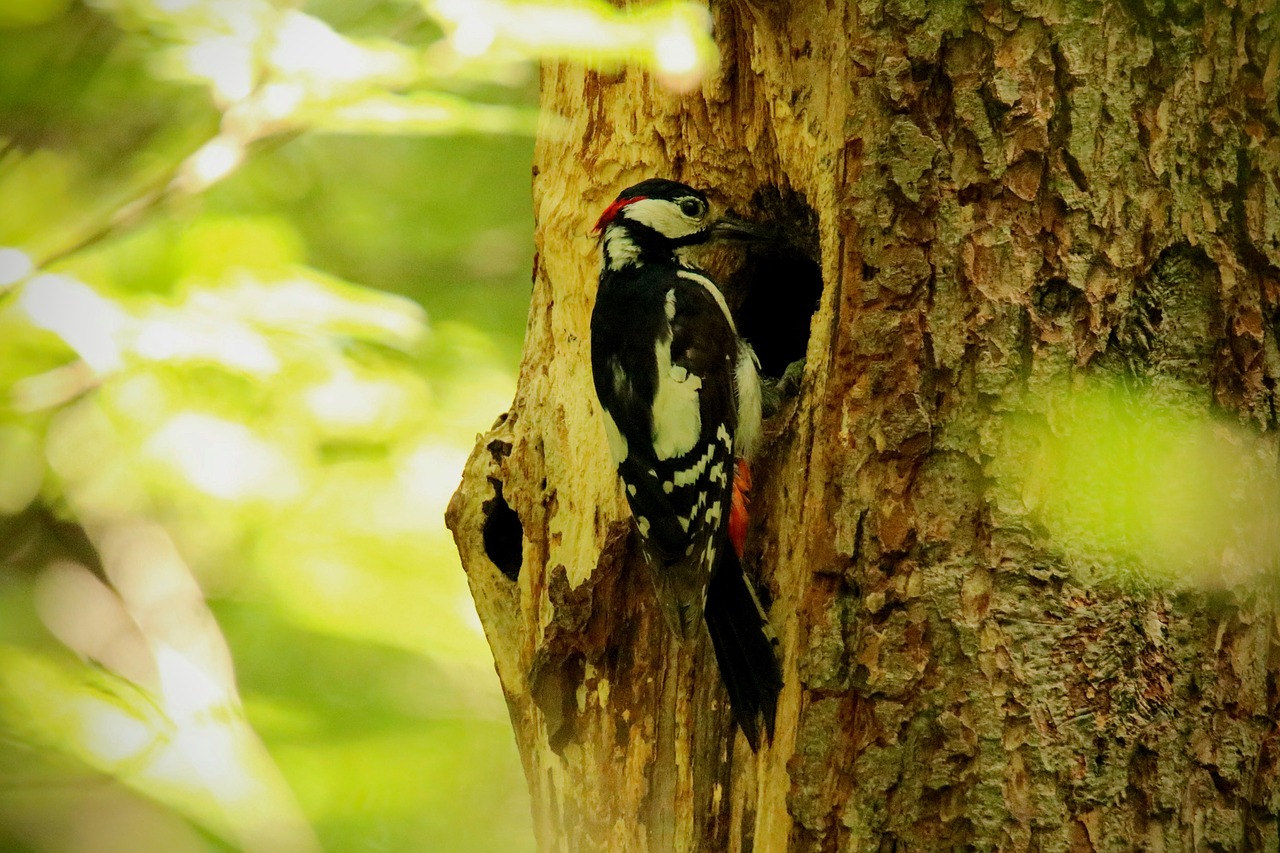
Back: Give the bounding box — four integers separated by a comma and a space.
651, 331, 702, 461
623, 198, 703, 240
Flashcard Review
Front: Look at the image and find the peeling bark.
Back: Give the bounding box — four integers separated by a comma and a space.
447, 1, 1280, 850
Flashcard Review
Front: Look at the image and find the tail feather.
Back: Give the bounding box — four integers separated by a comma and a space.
704, 548, 781, 751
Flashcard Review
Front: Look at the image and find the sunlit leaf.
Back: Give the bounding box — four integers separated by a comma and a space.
268, 10, 417, 92
997, 382, 1280, 588
303, 366, 413, 439
0, 424, 43, 513
145, 412, 303, 502
0, 645, 169, 769
0, 246, 34, 289
0, 643, 321, 851
18, 273, 129, 374
175, 135, 247, 193
306, 91, 539, 136
424, 0, 718, 90
196, 270, 427, 349
175, 32, 257, 102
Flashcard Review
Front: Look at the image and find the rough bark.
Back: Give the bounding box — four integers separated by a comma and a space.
447, 1, 1280, 850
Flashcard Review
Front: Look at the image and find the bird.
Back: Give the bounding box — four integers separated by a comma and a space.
589, 177, 782, 749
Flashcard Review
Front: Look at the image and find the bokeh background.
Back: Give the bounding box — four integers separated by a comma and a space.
5, 1, 1280, 851
0, 2, 715, 851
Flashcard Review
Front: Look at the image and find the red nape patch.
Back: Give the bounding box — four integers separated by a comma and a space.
593, 195, 646, 233
729, 459, 752, 559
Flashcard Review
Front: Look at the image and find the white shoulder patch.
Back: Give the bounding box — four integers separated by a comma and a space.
651, 331, 702, 460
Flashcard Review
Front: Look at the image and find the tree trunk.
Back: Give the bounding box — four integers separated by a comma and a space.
447, 0, 1280, 849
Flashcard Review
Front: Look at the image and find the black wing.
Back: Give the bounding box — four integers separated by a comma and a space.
591, 266, 740, 636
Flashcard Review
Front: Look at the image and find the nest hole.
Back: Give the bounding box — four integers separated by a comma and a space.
482, 477, 523, 581
726, 186, 823, 380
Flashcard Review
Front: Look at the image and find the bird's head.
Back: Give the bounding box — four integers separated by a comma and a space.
594, 179, 767, 269
593, 178, 712, 243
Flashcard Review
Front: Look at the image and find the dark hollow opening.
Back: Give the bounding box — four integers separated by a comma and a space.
724, 186, 823, 380
482, 477, 523, 581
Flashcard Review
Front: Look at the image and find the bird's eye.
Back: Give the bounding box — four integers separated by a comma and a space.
678, 198, 704, 218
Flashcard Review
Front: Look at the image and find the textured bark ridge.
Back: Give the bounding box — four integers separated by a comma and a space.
447, 1, 1280, 850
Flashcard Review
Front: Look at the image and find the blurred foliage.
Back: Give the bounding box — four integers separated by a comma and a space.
0, 1, 716, 852
991, 380, 1280, 591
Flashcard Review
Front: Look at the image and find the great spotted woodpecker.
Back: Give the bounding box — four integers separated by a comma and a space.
590, 178, 782, 749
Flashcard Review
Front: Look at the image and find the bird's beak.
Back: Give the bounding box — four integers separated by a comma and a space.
709, 215, 773, 242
